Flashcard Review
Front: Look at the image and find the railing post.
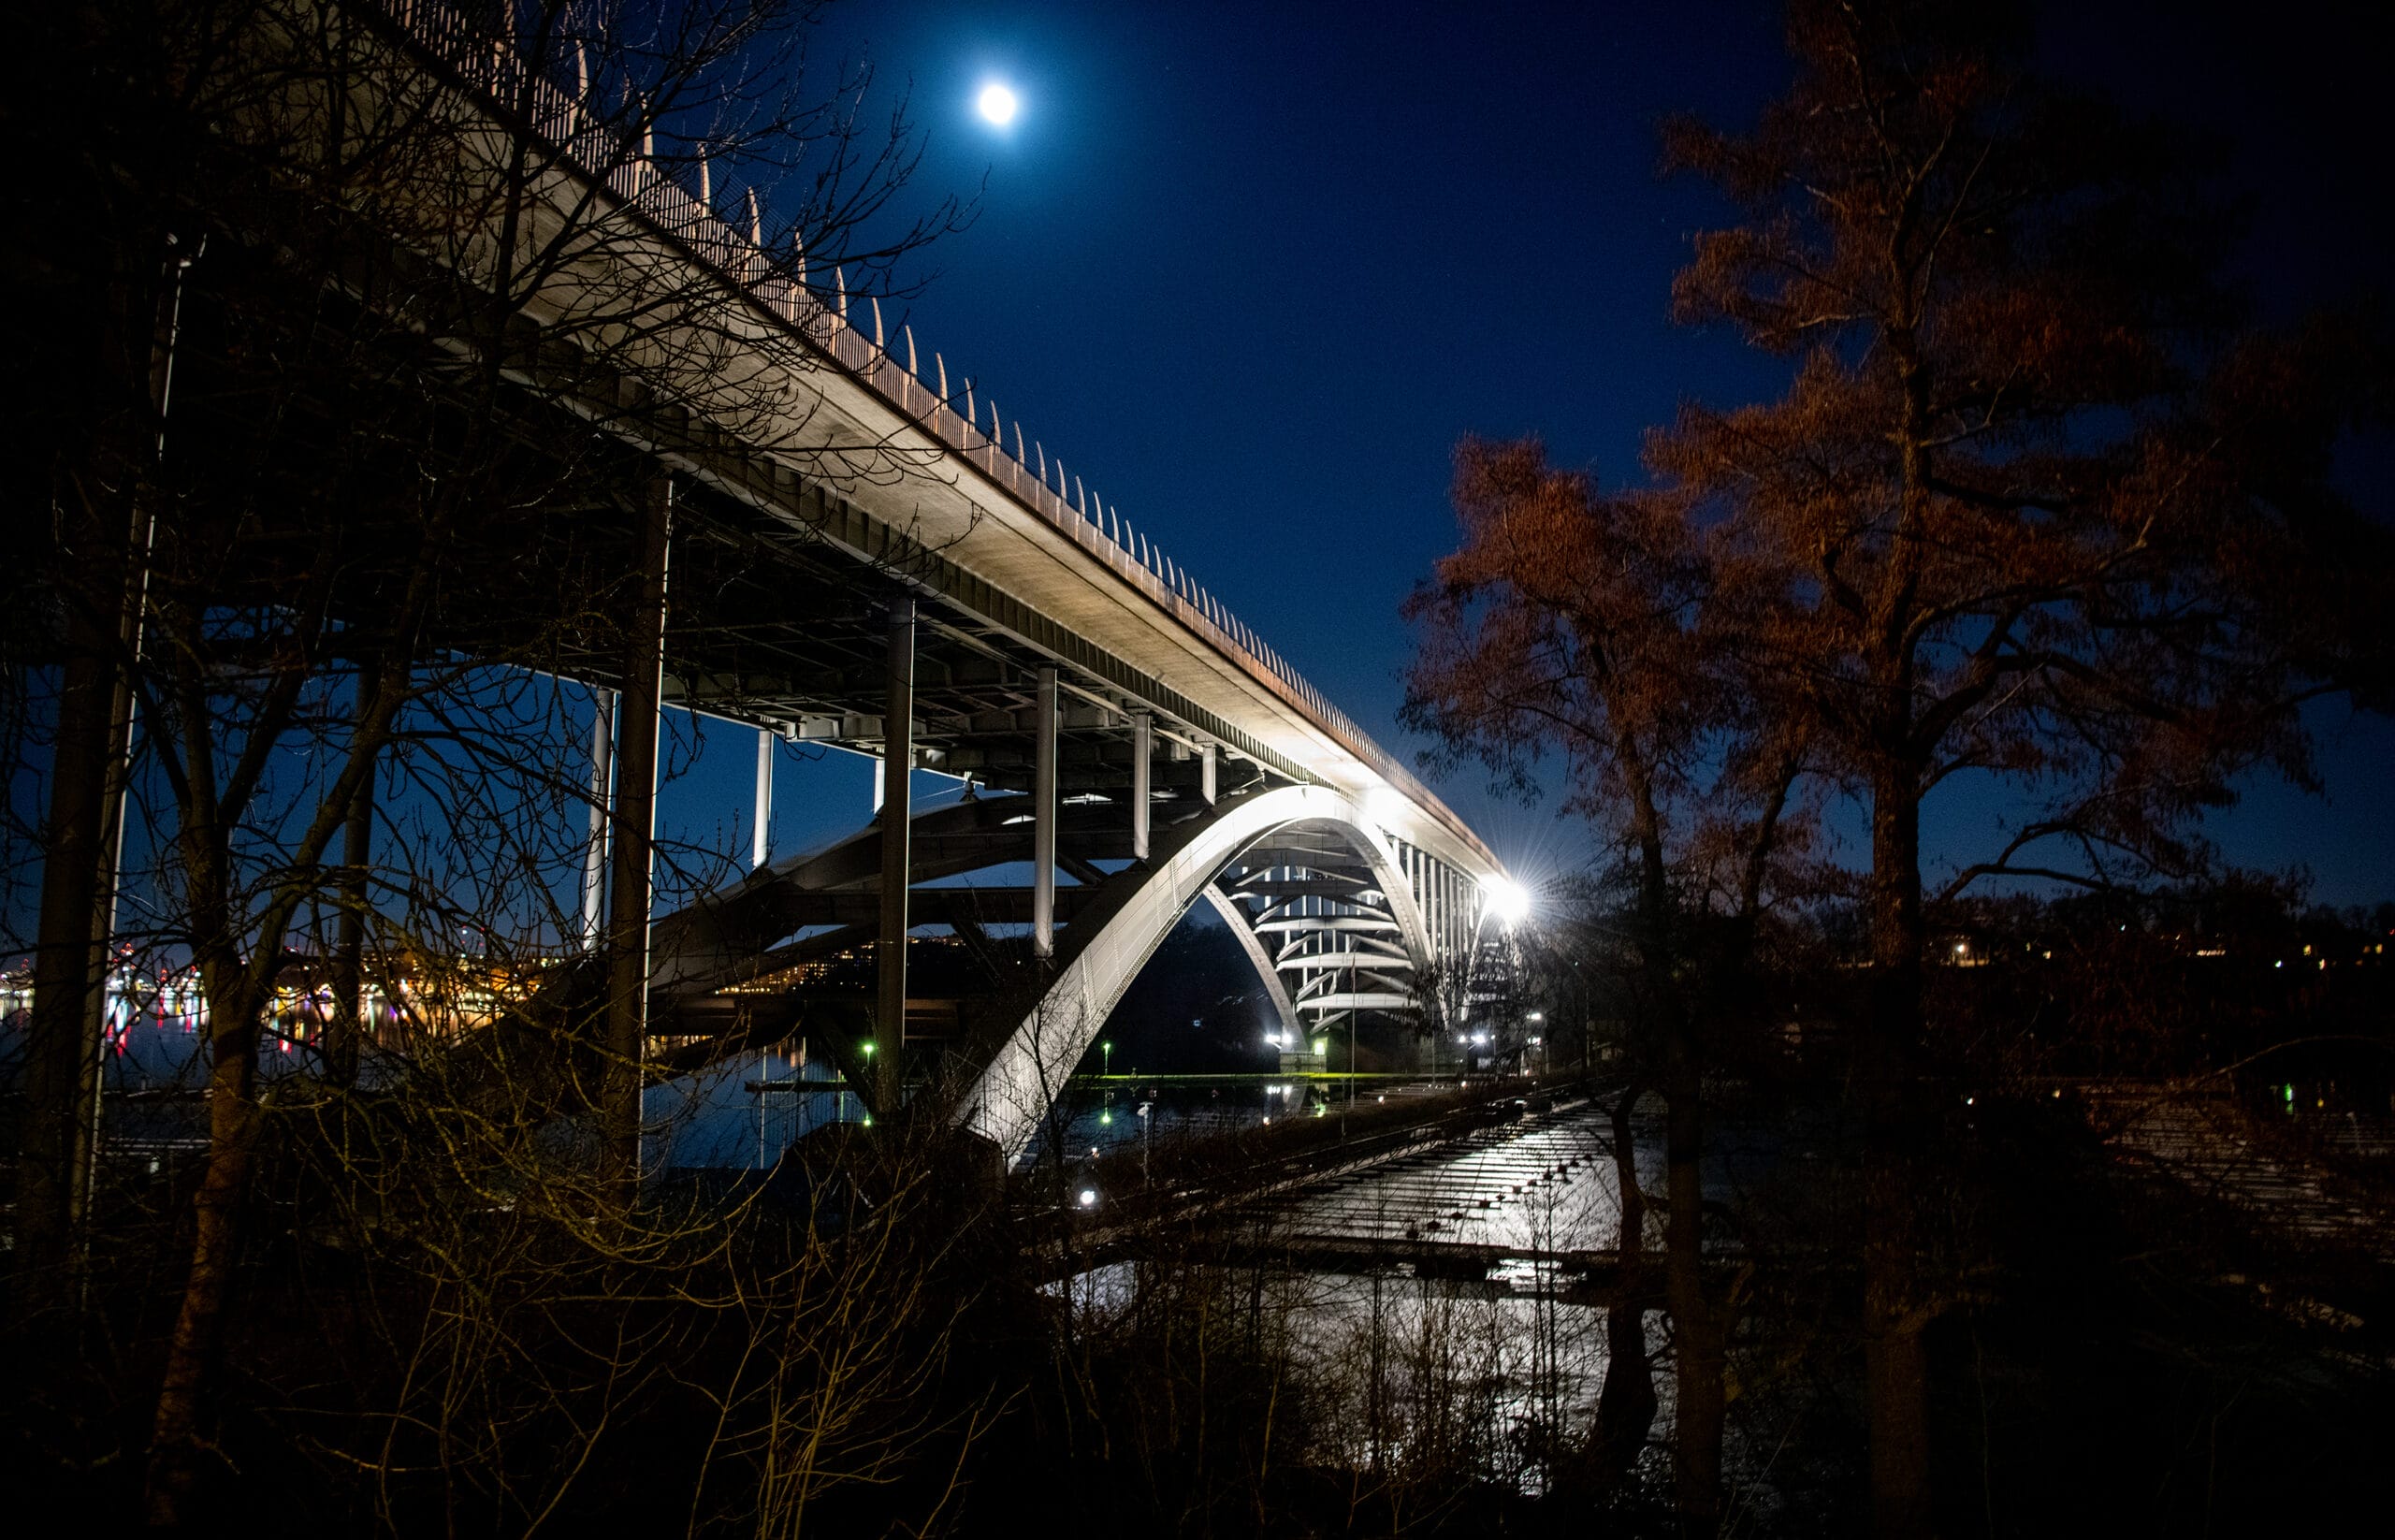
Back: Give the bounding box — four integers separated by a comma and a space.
605, 479, 672, 1206
1033, 666, 1058, 960
1130, 709, 1152, 862
876, 599, 915, 1114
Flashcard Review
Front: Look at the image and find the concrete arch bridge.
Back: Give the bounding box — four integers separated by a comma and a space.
155, 1, 1525, 1162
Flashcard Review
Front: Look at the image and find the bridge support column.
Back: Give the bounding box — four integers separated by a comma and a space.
1130, 709, 1151, 862
605, 479, 671, 1202
751, 728, 773, 869
580, 687, 615, 949
1033, 666, 1058, 959
1201, 741, 1217, 805
329, 658, 380, 1084
876, 598, 915, 1112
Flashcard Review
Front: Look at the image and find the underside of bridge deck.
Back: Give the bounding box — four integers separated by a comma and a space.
116, 5, 1511, 1155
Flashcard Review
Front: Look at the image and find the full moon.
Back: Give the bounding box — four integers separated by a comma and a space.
976, 82, 1019, 126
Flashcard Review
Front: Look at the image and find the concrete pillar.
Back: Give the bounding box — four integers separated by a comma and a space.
1033, 666, 1058, 959
1130, 709, 1152, 862
751, 727, 773, 869
605, 478, 672, 1202
1435, 864, 1448, 969
1201, 741, 1218, 805
580, 687, 615, 949
1424, 857, 1436, 966
876, 599, 915, 1113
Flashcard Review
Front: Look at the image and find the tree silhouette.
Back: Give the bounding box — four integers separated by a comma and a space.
1652, 0, 2390, 1529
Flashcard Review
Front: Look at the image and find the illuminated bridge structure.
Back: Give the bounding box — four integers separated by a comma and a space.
327, 3, 1520, 1159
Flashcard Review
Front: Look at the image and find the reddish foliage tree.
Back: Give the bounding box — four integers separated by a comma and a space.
1652, 0, 2391, 1530
1403, 438, 1813, 1526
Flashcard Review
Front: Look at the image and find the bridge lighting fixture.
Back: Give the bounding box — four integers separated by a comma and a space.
977, 82, 1019, 125
1077, 1188, 1096, 1207
1482, 875, 1531, 928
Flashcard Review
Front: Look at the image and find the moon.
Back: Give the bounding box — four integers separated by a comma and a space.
977, 82, 1019, 126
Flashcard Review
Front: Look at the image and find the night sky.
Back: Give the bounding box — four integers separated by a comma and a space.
668, 0, 2393, 907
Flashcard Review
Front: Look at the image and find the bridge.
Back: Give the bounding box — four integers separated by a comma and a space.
182, 2, 1522, 1162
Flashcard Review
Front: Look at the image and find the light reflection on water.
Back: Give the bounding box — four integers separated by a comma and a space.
1041, 1098, 1803, 1497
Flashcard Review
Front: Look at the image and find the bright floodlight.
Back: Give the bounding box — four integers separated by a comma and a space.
977, 82, 1019, 125
1482, 875, 1531, 928
1077, 1188, 1096, 1207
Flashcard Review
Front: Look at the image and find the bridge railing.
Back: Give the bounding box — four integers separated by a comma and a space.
368, 0, 1473, 849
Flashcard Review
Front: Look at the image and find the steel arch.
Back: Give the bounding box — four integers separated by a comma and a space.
958, 784, 1439, 1158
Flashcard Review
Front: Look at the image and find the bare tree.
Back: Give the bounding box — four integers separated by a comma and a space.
10, 0, 972, 1522
1653, 2, 2390, 1527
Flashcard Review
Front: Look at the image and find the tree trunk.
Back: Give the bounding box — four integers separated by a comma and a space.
20, 252, 162, 1306
19, 642, 116, 1304
1667, 1045, 1724, 1534
1589, 1084, 1656, 1487
144, 966, 264, 1523
1865, 754, 1932, 1539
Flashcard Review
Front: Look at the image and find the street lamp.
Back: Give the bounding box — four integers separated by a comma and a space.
1101, 1039, 1112, 1077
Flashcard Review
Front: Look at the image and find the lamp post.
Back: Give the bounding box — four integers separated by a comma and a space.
1101, 1039, 1112, 1078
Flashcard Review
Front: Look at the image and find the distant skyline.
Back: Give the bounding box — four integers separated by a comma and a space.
631, 0, 2392, 908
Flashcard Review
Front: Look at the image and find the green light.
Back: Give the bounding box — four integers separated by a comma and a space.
862, 1041, 876, 1057
2285, 1082, 2295, 1109
1100, 1111, 1112, 1125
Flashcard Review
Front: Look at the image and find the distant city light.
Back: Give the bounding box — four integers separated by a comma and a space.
977, 82, 1019, 125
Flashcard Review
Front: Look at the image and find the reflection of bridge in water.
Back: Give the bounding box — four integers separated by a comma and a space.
261, 3, 1529, 1159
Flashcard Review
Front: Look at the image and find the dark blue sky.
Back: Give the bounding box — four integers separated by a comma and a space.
706, 0, 2392, 906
